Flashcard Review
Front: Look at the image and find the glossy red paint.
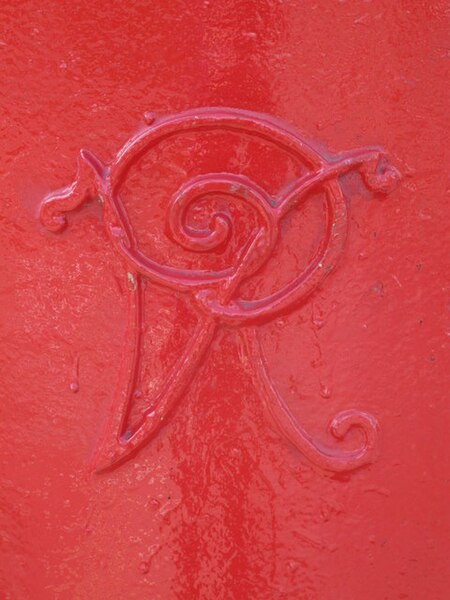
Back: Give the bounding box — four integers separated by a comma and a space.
0, 2, 449, 599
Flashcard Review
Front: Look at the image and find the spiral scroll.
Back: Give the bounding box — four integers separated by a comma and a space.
39, 107, 400, 472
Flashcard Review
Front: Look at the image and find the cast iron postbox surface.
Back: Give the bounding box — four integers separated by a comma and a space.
0, 2, 449, 599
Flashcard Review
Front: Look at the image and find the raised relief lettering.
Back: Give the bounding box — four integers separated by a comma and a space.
40, 108, 400, 472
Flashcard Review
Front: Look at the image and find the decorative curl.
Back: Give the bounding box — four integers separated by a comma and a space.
166, 173, 276, 256
360, 156, 401, 194
244, 328, 379, 472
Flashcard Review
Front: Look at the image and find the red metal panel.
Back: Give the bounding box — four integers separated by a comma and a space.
1, 2, 448, 599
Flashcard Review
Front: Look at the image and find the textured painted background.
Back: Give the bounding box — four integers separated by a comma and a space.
0, 1, 449, 598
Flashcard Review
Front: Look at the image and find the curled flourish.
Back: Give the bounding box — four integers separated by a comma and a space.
243, 328, 379, 472
166, 173, 277, 257
360, 156, 401, 194
40, 149, 105, 232
328, 410, 379, 470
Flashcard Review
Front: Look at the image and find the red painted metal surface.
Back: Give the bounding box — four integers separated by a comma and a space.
1, 2, 449, 599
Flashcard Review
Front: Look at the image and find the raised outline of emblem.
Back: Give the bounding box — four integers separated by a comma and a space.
39, 108, 400, 473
